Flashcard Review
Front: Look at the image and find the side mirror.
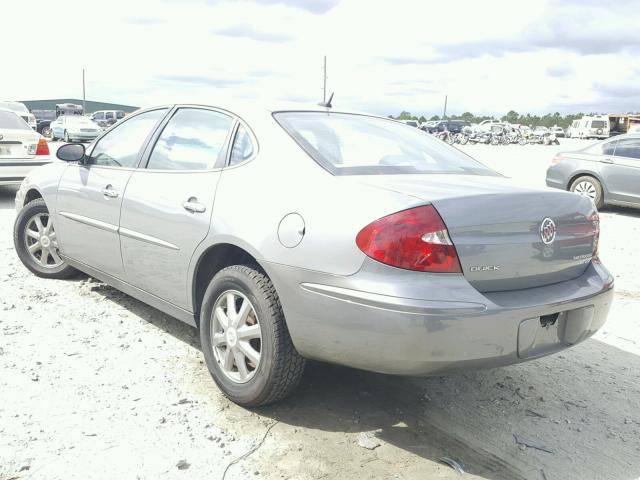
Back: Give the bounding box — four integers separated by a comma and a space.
56, 143, 86, 162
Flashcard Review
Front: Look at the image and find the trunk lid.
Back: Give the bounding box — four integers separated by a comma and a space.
352, 174, 598, 292
0, 128, 40, 159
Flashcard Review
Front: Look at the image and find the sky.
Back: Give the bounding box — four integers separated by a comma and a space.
2, 0, 639, 117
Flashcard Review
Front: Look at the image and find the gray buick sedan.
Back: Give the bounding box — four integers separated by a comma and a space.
13, 104, 613, 406
546, 133, 640, 209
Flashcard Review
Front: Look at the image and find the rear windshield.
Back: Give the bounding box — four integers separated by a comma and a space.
591, 120, 606, 128
274, 112, 495, 176
0, 110, 29, 129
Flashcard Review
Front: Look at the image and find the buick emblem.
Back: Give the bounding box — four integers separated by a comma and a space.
540, 218, 556, 245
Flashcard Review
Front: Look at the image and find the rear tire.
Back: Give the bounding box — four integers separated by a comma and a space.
200, 265, 305, 407
14, 199, 78, 279
570, 176, 604, 209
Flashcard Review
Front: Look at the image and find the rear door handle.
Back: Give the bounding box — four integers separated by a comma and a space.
101, 185, 119, 198
183, 197, 206, 213
600, 158, 614, 164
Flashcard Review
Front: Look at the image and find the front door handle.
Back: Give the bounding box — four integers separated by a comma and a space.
183, 197, 206, 213
101, 185, 119, 198
600, 158, 614, 164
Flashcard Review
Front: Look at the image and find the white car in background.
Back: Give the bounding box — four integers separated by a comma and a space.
0, 109, 51, 185
0, 101, 37, 130
50, 115, 102, 142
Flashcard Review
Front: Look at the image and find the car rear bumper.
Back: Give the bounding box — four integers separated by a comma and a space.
0, 158, 52, 185
265, 258, 614, 376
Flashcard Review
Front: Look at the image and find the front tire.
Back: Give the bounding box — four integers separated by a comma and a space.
200, 265, 305, 407
13, 199, 78, 279
570, 175, 604, 209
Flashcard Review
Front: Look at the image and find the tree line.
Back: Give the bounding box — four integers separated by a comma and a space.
389, 110, 591, 129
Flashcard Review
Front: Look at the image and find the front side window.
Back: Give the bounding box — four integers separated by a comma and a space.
94, 112, 104, 120
274, 112, 495, 176
229, 125, 255, 166
147, 108, 233, 171
89, 109, 167, 168
105, 112, 114, 120
613, 138, 640, 160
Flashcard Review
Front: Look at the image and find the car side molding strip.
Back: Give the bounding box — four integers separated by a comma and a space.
119, 227, 180, 251
58, 211, 180, 251
58, 211, 118, 233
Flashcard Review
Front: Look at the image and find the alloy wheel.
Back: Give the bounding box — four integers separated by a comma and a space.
24, 213, 63, 268
574, 181, 597, 200
211, 290, 262, 383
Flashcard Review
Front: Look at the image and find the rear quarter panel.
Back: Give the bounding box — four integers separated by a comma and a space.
188, 111, 419, 299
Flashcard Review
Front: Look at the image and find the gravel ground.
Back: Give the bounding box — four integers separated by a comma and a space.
1, 139, 639, 480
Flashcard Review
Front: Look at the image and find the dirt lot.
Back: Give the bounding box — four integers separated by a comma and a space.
1, 139, 640, 480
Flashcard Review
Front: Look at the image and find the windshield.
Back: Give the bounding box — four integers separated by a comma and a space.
0, 102, 29, 113
0, 110, 30, 129
274, 112, 495, 176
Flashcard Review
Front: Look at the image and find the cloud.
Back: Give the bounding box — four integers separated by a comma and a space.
384, 2, 640, 66
250, 0, 339, 14
546, 63, 573, 77
156, 75, 245, 87
127, 16, 165, 25
214, 24, 292, 43
593, 82, 640, 99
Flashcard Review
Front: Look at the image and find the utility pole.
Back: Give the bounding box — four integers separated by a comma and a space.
443, 94, 448, 119
82, 68, 86, 114
322, 55, 327, 105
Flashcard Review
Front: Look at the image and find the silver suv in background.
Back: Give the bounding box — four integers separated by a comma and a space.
546, 133, 640, 209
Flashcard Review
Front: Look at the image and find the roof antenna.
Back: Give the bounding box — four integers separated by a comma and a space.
318, 92, 334, 108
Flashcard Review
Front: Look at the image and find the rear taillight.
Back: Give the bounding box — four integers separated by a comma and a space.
551, 154, 565, 165
356, 205, 461, 273
35, 138, 49, 156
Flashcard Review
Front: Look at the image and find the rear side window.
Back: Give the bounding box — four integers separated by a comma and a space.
591, 120, 606, 128
274, 112, 495, 176
106, 112, 114, 120
89, 108, 168, 168
147, 108, 234, 171
601, 140, 617, 156
229, 125, 255, 166
613, 138, 640, 160
0, 111, 29, 130
116, 111, 125, 119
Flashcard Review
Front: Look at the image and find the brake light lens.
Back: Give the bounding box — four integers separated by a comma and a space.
35, 138, 49, 156
356, 205, 461, 273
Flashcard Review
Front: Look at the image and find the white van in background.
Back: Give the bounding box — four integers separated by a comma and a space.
568, 115, 610, 139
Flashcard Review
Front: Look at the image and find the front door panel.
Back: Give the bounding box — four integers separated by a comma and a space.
56, 164, 133, 278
